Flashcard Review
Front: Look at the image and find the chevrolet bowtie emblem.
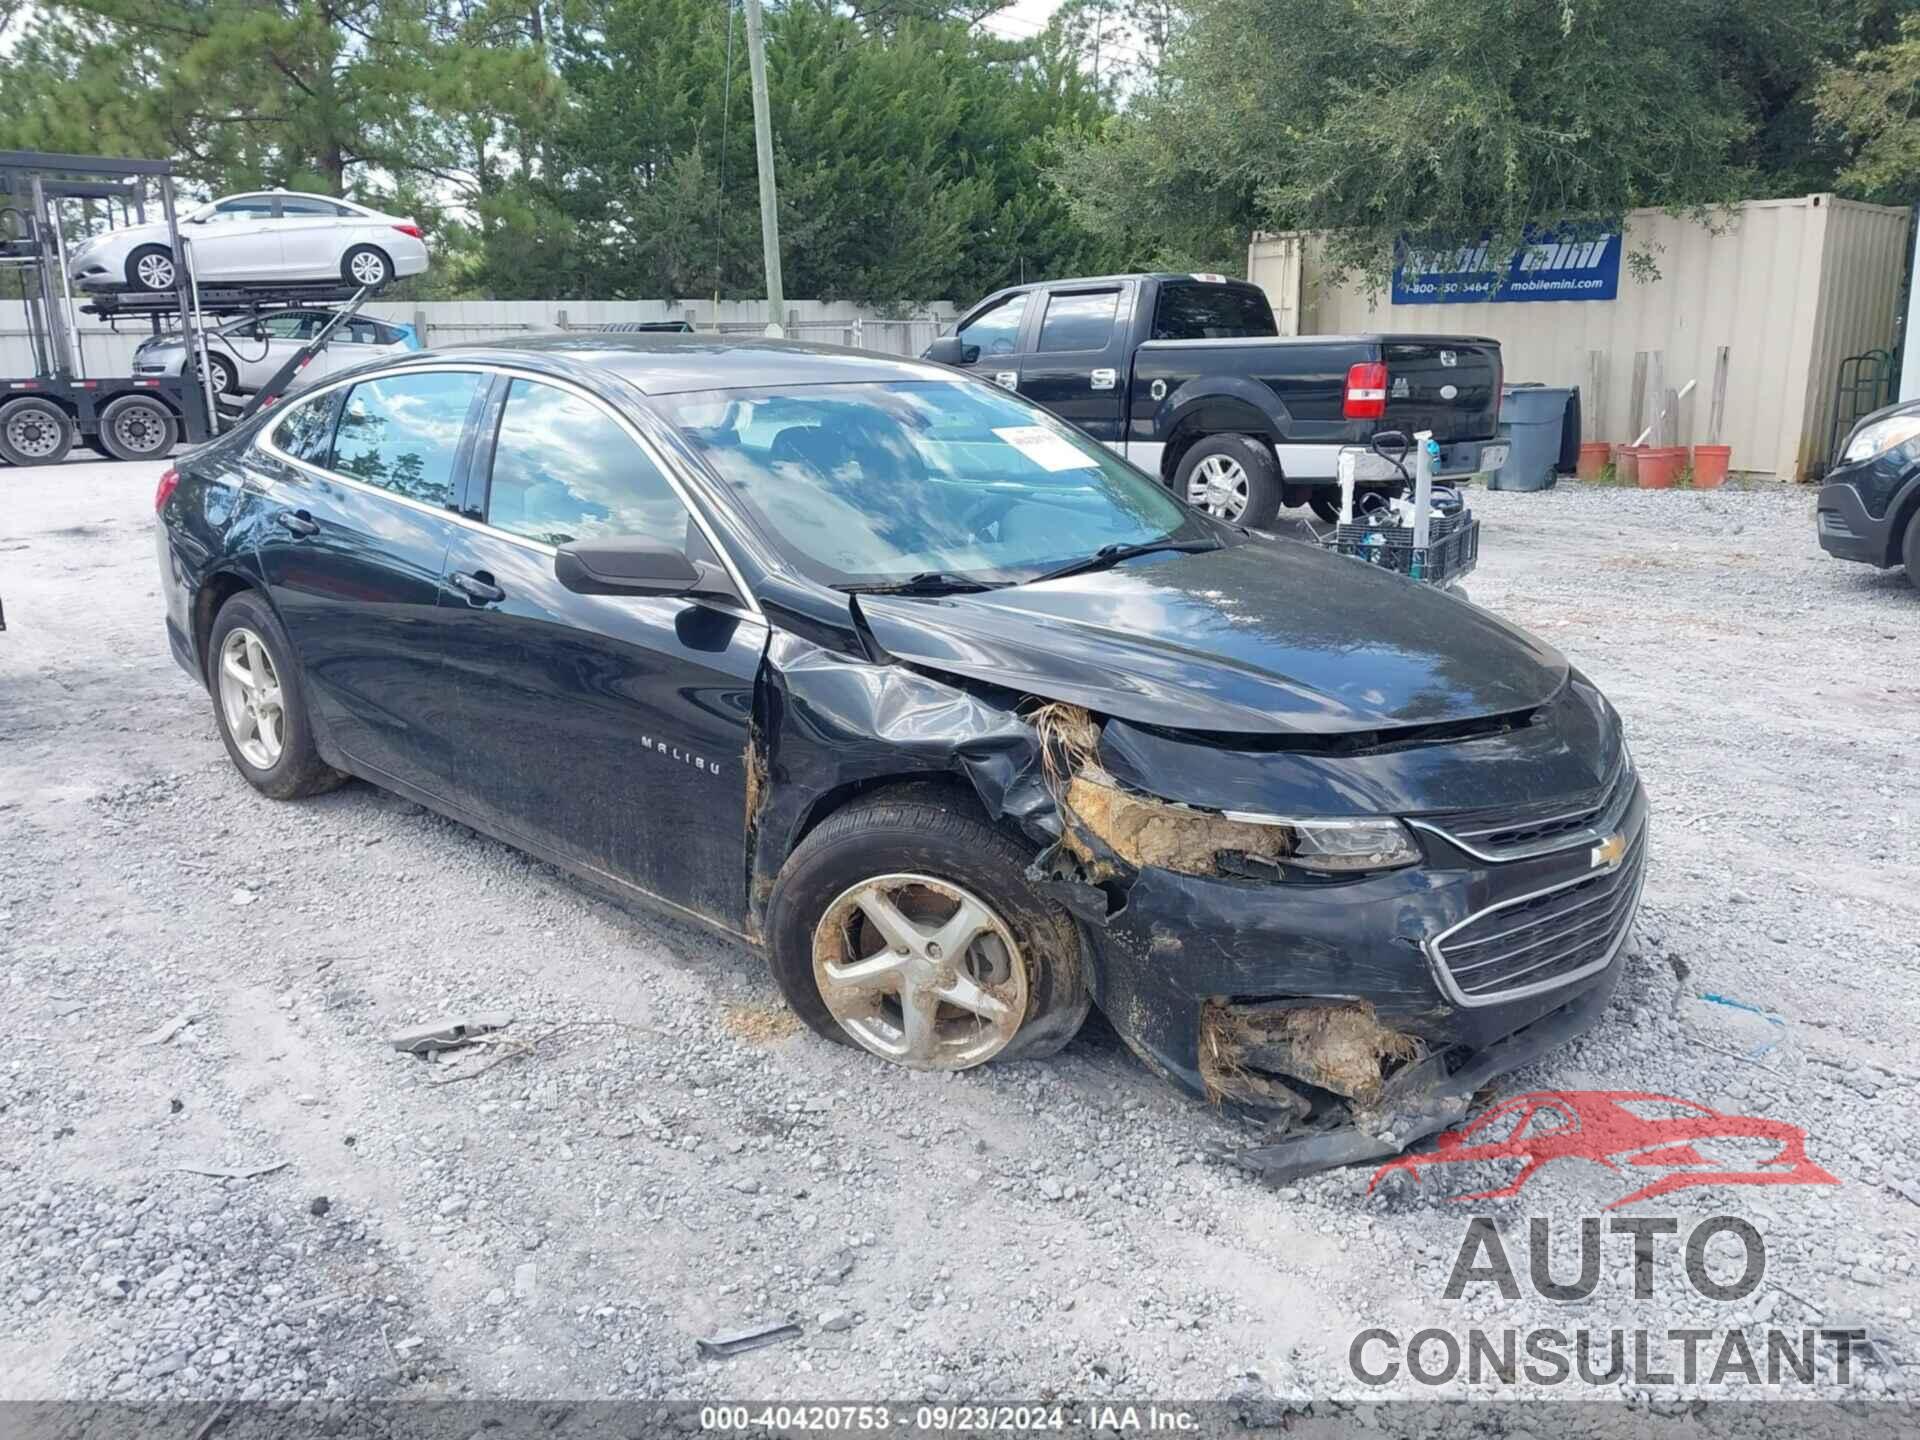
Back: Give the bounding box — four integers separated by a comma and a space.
1590, 832, 1628, 870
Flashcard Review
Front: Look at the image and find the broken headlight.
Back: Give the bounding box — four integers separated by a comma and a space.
1221, 813, 1421, 874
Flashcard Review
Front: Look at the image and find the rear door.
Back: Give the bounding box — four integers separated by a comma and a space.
1381, 339, 1502, 442
276, 195, 355, 279
251, 367, 491, 797
432, 372, 769, 932
1013, 283, 1129, 448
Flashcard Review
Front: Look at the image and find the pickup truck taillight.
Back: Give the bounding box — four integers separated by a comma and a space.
1344, 362, 1388, 420
154, 467, 179, 513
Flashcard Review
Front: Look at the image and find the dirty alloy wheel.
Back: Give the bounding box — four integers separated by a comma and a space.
0, 396, 76, 466
1174, 433, 1282, 528
207, 591, 348, 801
97, 394, 178, 462
765, 795, 1090, 1070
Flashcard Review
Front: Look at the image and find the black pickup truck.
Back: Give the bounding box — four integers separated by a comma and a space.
925, 273, 1507, 526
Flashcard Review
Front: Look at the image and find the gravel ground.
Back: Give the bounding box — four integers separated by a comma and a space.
2, 459, 1916, 1426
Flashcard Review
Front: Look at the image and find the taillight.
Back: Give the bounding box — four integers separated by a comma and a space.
1345, 361, 1388, 420
393, 223, 423, 239
154, 466, 180, 513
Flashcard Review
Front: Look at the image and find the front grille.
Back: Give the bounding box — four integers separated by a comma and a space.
1429, 833, 1645, 1006
1416, 745, 1633, 860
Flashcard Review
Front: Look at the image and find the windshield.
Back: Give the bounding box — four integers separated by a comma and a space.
660, 380, 1208, 586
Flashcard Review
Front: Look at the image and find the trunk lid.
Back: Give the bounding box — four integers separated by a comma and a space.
1382, 339, 1501, 442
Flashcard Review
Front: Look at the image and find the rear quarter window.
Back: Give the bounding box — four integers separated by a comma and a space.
269, 393, 337, 464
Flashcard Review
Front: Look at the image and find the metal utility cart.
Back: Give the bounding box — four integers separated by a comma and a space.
2, 149, 388, 466
1322, 430, 1481, 588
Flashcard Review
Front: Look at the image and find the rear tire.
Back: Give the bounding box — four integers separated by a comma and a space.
765, 796, 1090, 1070
0, 397, 75, 466
126, 244, 178, 292
1174, 433, 1282, 528
341, 245, 394, 288
97, 394, 178, 462
207, 591, 348, 801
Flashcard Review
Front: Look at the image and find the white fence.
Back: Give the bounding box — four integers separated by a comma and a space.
0, 297, 958, 377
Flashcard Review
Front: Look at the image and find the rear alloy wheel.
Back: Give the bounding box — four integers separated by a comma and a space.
1174, 433, 1282, 527
766, 795, 1089, 1071
0, 397, 76, 466
342, 245, 394, 288
207, 591, 348, 800
126, 244, 178, 292
97, 394, 178, 462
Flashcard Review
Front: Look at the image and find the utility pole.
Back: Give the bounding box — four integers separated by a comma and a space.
743, 0, 785, 337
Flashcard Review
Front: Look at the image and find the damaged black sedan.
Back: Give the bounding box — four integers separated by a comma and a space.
156, 335, 1647, 1179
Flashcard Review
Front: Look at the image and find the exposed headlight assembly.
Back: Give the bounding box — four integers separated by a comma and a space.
1841, 413, 1920, 464
1221, 812, 1422, 873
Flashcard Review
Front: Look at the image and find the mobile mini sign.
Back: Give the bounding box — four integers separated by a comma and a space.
1393, 228, 1623, 305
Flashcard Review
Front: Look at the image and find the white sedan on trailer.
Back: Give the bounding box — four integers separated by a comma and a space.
67, 190, 429, 293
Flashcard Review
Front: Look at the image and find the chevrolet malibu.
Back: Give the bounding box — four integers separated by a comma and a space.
155, 336, 1647, 1179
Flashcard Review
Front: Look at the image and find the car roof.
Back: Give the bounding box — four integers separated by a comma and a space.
437, 333, 953, 396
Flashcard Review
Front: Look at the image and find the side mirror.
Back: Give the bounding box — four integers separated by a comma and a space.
555, 536, 709, 598
923, 334, 969, 367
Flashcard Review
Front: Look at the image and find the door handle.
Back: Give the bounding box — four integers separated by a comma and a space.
274, 509, 319, 538
993, 370, 1018, 390
448, 570, 505, 604
1091, 368, 1117, 390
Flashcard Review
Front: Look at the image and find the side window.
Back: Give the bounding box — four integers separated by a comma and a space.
210, 196, 276, 223
1036, 290, 1119, 352
278, 196, 348, 218
342, 318, 381, 345
953, 293, 1028, 364
269, 393, 337, 464
483, 379, 689, 549
262, 314, 319, 340
1151, 283, 1277, 340
331, 371, 482, 508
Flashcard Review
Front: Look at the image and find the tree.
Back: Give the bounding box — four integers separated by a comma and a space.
1817, 10, 1920, 199
1050, 0, 1894, 287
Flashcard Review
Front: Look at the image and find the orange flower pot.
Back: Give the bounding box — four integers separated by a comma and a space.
1637, 446, 1682, 489
1691, 444, 1731, 489
1577, 441, 1611, 480
1613, 445, 1640, 486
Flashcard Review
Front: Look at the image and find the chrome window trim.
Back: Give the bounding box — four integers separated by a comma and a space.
254, 361, 764, 620
1423, 824, 1647, 1010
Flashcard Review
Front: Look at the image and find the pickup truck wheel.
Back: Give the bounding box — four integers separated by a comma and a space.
765, 797, 1090, 1071
1175, 434, 1281, 527
1308, 493, 1343, 525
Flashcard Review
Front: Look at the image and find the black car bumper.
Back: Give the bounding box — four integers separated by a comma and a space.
1080, 780, 1648, 1180
1817, 478, 1901, 567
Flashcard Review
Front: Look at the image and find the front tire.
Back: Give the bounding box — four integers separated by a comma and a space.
765, 796, 1090, 1071
1175, 433, 1282, 527
341, 245, 394, 288
1905, 507, 1920, 590
97, 394, 178, 462
204, 352, 239, 395
0, 397, 75, 466
207, 591, 348, 800
126, 244, 178, 292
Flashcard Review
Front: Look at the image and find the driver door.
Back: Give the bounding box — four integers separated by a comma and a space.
184, 195, 282, 280
946, 292, 1031, 393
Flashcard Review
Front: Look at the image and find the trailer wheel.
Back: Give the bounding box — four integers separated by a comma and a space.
341, 245, 394, 288
0, 397, 76, 466
97, 394, 179, 462
126, 244, 179, 292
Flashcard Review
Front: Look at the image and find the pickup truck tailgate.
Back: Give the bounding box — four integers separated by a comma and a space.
1382, 339, 1501, 443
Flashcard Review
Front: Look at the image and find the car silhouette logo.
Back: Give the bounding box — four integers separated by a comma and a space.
1368, 1090, 1840, 1209
1590, 831, 1628, 870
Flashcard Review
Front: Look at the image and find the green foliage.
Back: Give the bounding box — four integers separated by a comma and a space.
1052, 0, 1919, 288
1818, 11, 1920, 200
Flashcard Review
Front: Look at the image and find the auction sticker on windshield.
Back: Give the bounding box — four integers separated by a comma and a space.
993, 425, 1095, 472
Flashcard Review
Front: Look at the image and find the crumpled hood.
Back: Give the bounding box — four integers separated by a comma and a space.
857, 538, 1568, 736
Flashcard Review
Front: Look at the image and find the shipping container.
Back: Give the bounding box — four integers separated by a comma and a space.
1249, 196, 1912, 480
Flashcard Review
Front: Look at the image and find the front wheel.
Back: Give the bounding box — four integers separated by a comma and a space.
1174, 434, 1282, 528
765, 796, 1090, 1071
1905, 507, 1920, 590
207, 591, 348, 800
126, 244, 178, 292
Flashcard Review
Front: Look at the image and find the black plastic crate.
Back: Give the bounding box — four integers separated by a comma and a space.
1324, 509, 1480, 584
